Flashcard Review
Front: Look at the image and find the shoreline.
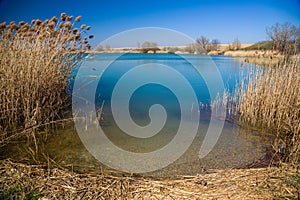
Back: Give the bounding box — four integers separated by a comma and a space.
88, 44, 280, 59
1, 159, 296, 199
87, 48, 283, 66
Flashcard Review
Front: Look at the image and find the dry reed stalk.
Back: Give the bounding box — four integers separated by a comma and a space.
236, 57, 299, 163
216, 56, 300, 164
0, 14, 93, 146
0, 159, 298, 199
211, 54, 299, 168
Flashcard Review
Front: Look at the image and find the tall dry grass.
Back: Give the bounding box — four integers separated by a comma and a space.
0, 13, 92, 146
230, 57, 300, 163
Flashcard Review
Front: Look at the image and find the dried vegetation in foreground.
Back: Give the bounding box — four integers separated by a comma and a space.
0, 160, 299, 199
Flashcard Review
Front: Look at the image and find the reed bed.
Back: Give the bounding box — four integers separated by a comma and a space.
234, 57, 300, 163
0, 159, 298, 199
223, 50, 278, 58
0, 14, 93, 146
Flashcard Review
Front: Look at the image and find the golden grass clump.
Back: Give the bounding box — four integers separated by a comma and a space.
0, 13, 93, 146
233, 57, 300, 163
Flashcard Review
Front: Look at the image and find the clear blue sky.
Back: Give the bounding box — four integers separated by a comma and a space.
0, 0, 299, 47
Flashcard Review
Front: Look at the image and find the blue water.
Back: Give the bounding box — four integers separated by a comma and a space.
60, 53, 268, 175
70, 53, 245, 120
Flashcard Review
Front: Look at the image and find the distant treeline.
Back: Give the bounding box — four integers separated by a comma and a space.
245, 22, 300, 54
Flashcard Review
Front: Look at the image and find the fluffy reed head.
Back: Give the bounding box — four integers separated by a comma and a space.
0, 13, 93, 51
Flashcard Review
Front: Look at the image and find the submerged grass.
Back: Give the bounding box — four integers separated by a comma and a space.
0, 14, 92, 146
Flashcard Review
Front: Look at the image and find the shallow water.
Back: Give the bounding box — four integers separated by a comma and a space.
4, 53, 271, 176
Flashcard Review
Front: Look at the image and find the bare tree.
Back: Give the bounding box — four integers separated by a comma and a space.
142, 41, 157, 48
105, 44, 111, 51
183, 43, 203, 54
166, 46, 180, 53
210, 39, 220, 51
184, 44, 195, 54
232, 37, 241, 50
196, 36, 210, 52
95, 45, 104, 51
266, 22, 300, 54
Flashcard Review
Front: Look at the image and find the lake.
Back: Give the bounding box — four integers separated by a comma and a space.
4, 53, 271, 176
